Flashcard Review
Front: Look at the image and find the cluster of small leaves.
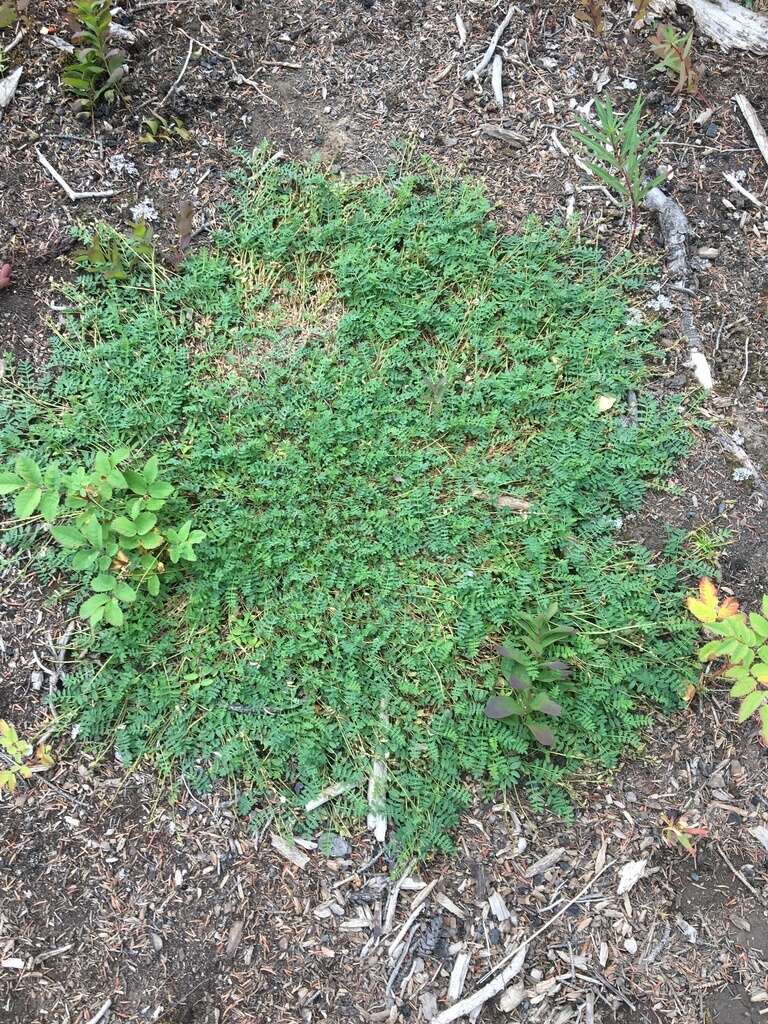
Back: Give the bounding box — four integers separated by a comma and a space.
140, 112, 191, 145
63, 0, 127, 116
485, 603, 575, 747
74, 221, 154, 282
688, 579, 768, 740
573, 96, 667, 242
0, 154, 696, 858
650, 24, 701, 95
0, 721, 53, 795
0, 452, 203, 627
661, 814, 708, 857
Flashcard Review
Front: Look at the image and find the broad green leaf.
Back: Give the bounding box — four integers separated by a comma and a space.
114, 582, 137, 603
124, 469, 146, 494
0, 6, 17, 30
51, 524, 84, 548
104, 599, 124, 627
698, 639, 728, 662
738, 690, 765, 722
141, 531, 164, 549
15, 455, 43, 487
38, 489, 61, 523
72, 549, 99, 569
80, 593, 108, 618
146, 575, 160, 596
0, 471, 24, 494
485, 696, 521, 720
761, 705, 768, 744
112, 516, 137, 537
762, 595, 768, 618
80, 516, 103, 548
148, 480, 173, 500
133, 511, 157, 535
14, 486, 42, 518
143, 455, 159, 483
749, 613, 768, 639
91, 573, 116, 592
752, 663, 768, 684
531, 692, 562, 717
730, 677, 757, 698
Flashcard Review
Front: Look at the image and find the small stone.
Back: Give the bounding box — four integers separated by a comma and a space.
30, 670, 44, 691
698, 246, 719, 258
624, 937, 638, 955
706, 122, 719, 138
149, 932, 163, 952
529, 968, 544, 982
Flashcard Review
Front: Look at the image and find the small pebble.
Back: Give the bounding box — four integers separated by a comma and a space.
698, 246, 719, 259
30, 670, 44, 690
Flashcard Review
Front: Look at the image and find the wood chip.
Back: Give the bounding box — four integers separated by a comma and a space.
270, 832, 309, 870
524, 848, 565, 877
225, 919, 244, 957
735, 93, 768, 169
304, 780, 356, 812
616, 859, 647, 895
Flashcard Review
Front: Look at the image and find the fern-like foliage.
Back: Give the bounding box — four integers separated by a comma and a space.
0, 153, 698, 859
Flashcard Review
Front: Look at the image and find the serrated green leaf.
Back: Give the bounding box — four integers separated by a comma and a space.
750, 613, 768, 639
38, 489, 61, 523
104, 599, 124, 627
91, 573, 116, 592
0, 471, 24, 494
14, 486, 42, 518
738, 690, 765, 722
112, 515, 137, 537
80, 593, 108, 618
15, 456, 43, 486
133, 511, 157, 535
51, 524, 85, 548
730, 677, 757, 698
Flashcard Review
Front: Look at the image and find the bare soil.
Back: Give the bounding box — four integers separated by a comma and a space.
2, 3, 768, 1023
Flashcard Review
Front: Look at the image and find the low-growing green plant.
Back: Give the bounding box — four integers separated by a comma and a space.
74, 221, 154, 281
688, 578, 768, 740
0, 153, 697, 858
485, 603, 574, 747
650, 24, 700, 95
140, 111, 191, 145
63, 0, 127, 116
0, 720, 53, 795
573, 95, 667, 243
661, 814, 708, 856
0, 451, 204, 627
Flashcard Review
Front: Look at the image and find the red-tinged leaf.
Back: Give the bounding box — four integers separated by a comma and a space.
532, 692, 563, 717
0, 263, 11, 289
718, 596, 740, 620
506, 674, 530, 691
527, 723, 555, 747
485, 696, 521, 720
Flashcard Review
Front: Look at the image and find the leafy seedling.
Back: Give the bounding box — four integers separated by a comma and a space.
661, 815, 708, 857
0, 720, 53, 795
573, 95, 667, 243
0, 451, 203, 627
485, 602, 574, 746
63, 0, 127, 116
650, 24, 700, 95
140, 111, 191, 145
688, 579, 768, 741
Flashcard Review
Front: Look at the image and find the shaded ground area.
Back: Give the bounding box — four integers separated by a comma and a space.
2, 1, 768, 1022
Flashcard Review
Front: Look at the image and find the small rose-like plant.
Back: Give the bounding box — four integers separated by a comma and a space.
0, 450, 204, 628
0, 721, 54, 795
688, 578, 768, 741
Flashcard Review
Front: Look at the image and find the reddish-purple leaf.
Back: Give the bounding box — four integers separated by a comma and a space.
485, 696, 520, 720
527, 723, 555, 746
506, 674, 530, 691
0, 263, 12, 289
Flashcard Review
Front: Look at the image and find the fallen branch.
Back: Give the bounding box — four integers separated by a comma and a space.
734, 94, 768, 170
433, 860, 614, 1024
157, 36, 194, 108
84, 999, 112, 1024
432, 947, 527, 1024
463, 4, 517, 81
490, 53, 504, 108
36, 149, 119, 202
723, 171, 763, 209
680, 0, 768, 54
713, 427, 768, 497
644, 186, 714, 390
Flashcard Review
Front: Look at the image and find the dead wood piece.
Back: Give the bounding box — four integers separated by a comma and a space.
680, 0, 768, 54
463, 4, 517, 81
432, 947, 526, 1024
713, 428, 768, 497
84, 999, 112, 1024
644, 187, 714, 390
490, 53, 504, 109
157, 36, 194, 108
723, 171, 763, 208
36, 149, 119, 202
735, 94, 768, 170
479, 123, 525, 147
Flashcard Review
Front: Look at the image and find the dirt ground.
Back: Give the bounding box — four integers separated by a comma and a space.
2, 2, 768, 1023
